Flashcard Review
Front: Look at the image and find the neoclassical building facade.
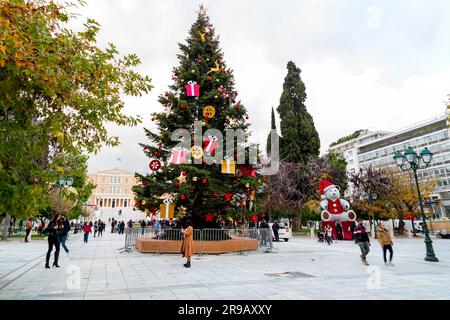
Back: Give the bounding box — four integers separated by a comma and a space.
88, 168, 136, 209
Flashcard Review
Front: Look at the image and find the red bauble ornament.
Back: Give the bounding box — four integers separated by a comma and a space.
154, 151, 160, 156
135, 201, 141, 207
251, 215, 258, 223
181, 104, 187, 109
236, 105, 241, 110
180, 195, 186, 200
232, 99, 236, 103
149, 160, 161, 171
144, 146, 148, 150
201, 178, 207, 184
182, 171, 187, 176
260, 212, 265, 218
174, 181, 180, 187
164, 92, 169, 97
207, 76, 211, 81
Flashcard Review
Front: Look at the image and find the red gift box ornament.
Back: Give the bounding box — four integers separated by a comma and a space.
203, 134, 219, 155
170, 147, 188, 165
185, 80, 200, 97
239, 165, 257, 177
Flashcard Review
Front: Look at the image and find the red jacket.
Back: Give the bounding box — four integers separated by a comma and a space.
83, 225, 92, 233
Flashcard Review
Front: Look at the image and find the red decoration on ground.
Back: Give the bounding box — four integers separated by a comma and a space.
149, 160, 161, 171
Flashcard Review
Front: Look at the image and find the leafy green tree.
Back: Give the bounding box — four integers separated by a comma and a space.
277, 61, 320, 163
133, 7, 267, 228
0, 0, 151, 222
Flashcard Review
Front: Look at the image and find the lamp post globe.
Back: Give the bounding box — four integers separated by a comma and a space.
393, 151, 405, 166
420, 148, 433, 165
404, 147, 417, 164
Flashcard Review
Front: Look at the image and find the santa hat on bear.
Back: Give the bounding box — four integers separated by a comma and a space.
319, 180, 335, 199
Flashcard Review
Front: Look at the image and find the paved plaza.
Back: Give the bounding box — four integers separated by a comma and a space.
0, 231, 449, 300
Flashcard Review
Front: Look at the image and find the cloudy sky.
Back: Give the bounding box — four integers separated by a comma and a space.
72, 0, 450, 175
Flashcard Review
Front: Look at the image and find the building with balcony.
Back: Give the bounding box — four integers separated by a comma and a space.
357, 113, 450, 217
88, 168, 136, 209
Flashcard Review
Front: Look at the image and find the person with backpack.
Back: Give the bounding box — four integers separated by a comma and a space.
58, 215, 71, 254
93, 221, 98, 238
140, 219, 146, 235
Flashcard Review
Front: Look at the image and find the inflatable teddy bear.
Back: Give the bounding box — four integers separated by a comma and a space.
319, 180, 356, 222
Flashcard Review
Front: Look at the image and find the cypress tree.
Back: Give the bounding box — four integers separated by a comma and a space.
277, 61, 320, 163
266, 107, 279, 155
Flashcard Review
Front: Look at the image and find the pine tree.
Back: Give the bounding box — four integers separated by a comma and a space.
266, 107, 279, 155
132, 6, 267, 228
277, 61, 320, 163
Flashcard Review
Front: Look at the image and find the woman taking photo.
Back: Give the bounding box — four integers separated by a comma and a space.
180, 219, 194, 268
44, 214, 62, 268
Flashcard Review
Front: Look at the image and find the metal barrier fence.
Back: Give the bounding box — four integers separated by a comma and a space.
121, 227, 273, 254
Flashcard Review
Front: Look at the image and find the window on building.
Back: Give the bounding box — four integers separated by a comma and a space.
435, 169, 440, 175
125, 178, 129, 183
443, 180, 448, 186
102, 177, 105, 183
348, 150, 353, 156
349, 159, 354, 165
438, 181, 443, 187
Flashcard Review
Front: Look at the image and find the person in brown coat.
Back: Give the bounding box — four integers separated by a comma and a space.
180, 219, 194, 268
377, 222, 394, 266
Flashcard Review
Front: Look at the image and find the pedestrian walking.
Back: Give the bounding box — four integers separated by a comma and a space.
58, 215, 71, 254
353, 219, 371, 265
83, 223, 92, 243
377, 222, 394, 266
43, 214, 62, 268
94, 221, 98, 237
111, 218, 115, 233
180, 219, 194, 268
118, 221, 125, 235
98, 221, 104, 237
325, 224, 333, 245
272, 220, 280, 242
25, 218, 33, 242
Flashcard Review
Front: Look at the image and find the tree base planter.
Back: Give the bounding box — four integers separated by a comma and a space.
136, 238, 258, 254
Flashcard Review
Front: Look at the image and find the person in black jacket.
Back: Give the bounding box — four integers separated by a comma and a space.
353, 219, 371, 265
45, 214, 62, 268
58, 215, 71, 254
272, 221, 280, 242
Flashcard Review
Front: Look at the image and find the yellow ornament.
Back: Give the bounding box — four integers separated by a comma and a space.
215, 95, 218, 99
191, 70, 195, 73
176, 171, 187, 184
190, 145, 204, 159
245, 183, 250, 188
199, 32, 206, 42
203, 105, 216, 119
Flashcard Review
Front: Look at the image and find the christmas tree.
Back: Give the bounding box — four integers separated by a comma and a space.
132, 6, 267, 228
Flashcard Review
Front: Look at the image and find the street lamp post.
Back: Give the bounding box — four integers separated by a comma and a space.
393, 147, 438, 262
56, 176, 74, 216
369, 192, 378, 239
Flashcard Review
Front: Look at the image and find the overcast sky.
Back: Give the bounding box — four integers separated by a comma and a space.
73, 0, 450, 175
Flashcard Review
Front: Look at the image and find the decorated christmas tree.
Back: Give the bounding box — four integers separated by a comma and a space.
132, 6, 267, 228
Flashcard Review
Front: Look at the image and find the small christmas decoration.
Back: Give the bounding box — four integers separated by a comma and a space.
260, 212, 265, 218
176, 171, 187, 184
164, 92, 169, 97
185, 80, 200, 96
203, 105, 216, 119
199, 32, 206, 42
201, 178, 207, 184
221, 156, 236, 174
170, 147, 188, 165
190, 145, 204, 159
203, 134, 219, 155
181, 104, 187, 109
160, 199, 175, 219
207, 60, 220, 74
149, 160, 161, 171
251, 215, 258, 223
192, 176, 198, 182
224, 191, 232, 202
180, 194, 186, 200
205, 213, 214, 222
236, 105, 241, 110
239, 166, 257, 177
